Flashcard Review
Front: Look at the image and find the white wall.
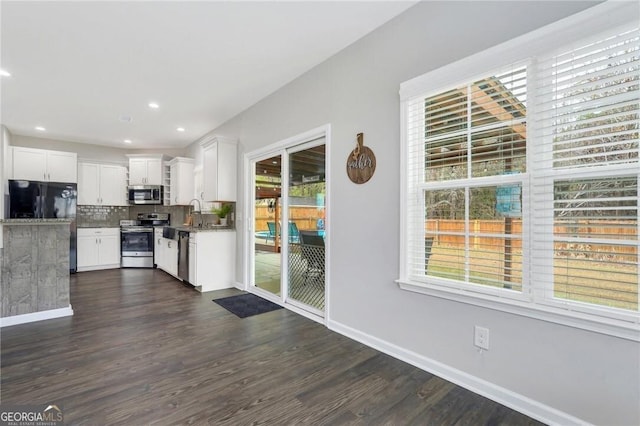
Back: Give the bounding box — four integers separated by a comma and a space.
187, 1, 639, 425
11, 135, 130, 164
9, 135, 186, 164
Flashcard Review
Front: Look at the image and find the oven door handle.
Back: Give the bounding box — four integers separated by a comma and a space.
121, 229, 153, 233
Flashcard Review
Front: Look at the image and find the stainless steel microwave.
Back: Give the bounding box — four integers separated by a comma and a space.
128, 185, 162, 205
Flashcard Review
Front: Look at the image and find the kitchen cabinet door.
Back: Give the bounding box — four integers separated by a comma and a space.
77, 233, 100, 269
193, 167, 214, 213
76, 228, 120, 271
12, 147, 77, 183
47, 150, 78, 183
192, 231, 235, 291
201, 137, 237, 201
78, 163, 127, 206
12, 147, 48, 181
128, 156, 164, 186
128, 159, 148, 185
99, 164, 127, 206
165, 238, 178, 277
78, 163, 101, 205
146, 158, 163, 185
169, 157, 195, 205
154, 228, 164, 268
189, 239, 196, 284
99, 233, 121, 266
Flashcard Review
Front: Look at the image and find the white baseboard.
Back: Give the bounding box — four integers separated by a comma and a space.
327, 319, 589, 426
77, 264, 120, 272
0, 305, 74, 327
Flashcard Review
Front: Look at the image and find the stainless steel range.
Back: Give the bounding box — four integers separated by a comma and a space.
120, 213, 170, 268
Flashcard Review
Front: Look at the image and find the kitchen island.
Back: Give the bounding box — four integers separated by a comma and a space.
0, 219, 73, 326
156, 225, 236, 292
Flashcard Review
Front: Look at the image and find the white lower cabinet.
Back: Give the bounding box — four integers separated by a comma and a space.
164, 239, 178, 277
77, 228, 120, 271
154, 228, 163, 267
189, 236, 196, 284
190, 231, 235, 292
154, 228, 178, 277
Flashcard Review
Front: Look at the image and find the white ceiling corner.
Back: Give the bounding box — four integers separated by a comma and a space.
1, 1, 416, 149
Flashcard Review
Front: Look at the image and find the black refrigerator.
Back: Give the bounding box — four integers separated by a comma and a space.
8, 179, 78, 273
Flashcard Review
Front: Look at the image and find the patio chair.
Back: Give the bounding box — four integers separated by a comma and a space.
299, 230, 325, 285
265, 222, 277, 243
288, 221, 300, 244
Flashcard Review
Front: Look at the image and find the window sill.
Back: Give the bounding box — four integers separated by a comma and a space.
396, 279, 640, 342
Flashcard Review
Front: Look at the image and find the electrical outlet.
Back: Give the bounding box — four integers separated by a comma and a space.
474, 326, 490, 350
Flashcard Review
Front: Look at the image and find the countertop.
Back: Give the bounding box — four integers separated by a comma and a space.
0, 218, 73, 225
173, 225, 236, 233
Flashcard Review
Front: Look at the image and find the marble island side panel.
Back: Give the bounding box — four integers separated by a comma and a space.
1, 221, 72, 323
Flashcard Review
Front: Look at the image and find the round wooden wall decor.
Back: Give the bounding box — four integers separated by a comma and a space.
346, 133, 376, 184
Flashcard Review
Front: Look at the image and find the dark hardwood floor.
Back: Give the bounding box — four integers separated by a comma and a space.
1, 268, 544, 425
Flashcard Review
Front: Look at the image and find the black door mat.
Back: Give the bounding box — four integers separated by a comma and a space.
213, 293, 283, 318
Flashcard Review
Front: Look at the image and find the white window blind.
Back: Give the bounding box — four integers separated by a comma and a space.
532, 25, 639, 313
406, 65, 527, 294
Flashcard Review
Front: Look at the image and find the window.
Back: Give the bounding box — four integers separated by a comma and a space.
399, 2, 639, 337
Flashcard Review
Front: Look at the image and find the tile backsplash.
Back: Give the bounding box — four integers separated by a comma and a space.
77, 206, 129, 227
128, 205, 189, 226
77, 204, 233, 228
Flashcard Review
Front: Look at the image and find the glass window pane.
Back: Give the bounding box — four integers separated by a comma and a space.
553, 177, 638, 309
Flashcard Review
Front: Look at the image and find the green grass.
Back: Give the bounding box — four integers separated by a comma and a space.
426, 244, 637, 311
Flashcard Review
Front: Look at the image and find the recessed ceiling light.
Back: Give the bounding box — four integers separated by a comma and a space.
124, 139, 132, 144
0, 69, 11, 77
148, 102, 159, 109
176, 127, 185, 132
35, 126, 46, 131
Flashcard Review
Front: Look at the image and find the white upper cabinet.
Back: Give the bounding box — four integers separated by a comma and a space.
168, 157, 195, 206
193, 166, 215, 212
127, 154, 165, 185
78, 162, 127, 206
12, 147, 77, 183
200, 136, 237, 201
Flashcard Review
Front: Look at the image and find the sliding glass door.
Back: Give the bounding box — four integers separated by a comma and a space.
253, 155, 282, 296
286, 143, 326, 314
248, 133, 327, 318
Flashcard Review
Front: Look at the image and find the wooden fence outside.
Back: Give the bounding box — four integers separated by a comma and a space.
426, 219, 637, 255
255, 206, 324, 232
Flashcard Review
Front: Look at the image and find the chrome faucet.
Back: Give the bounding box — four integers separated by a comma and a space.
188, 198, 202, 228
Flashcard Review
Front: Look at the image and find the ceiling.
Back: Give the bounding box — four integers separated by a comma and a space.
0, 1, 415, 150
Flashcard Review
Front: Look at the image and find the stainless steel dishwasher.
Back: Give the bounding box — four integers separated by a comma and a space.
178, 230, 190, 282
